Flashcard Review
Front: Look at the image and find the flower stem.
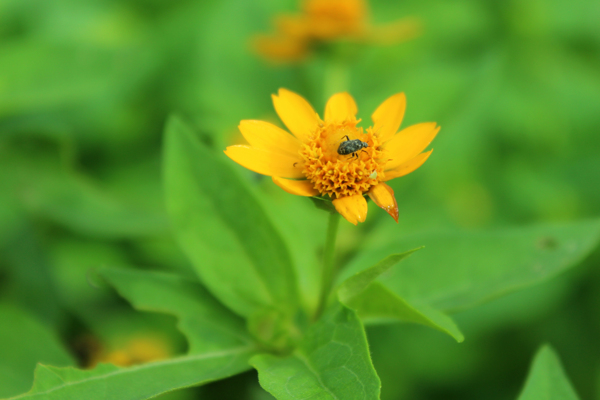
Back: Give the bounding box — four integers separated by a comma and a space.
315, 211, 341, 319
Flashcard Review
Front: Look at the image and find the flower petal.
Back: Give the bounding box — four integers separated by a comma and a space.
383, 150, 432, 181
371, 92, 406, 143
272, 177, 318, 196
368, 183, 398, 222
324, 92, 358, 123
239, 120, 302, 157
383, 122, 439, 170
332, 194, 368, 225
224, 145, 304, 178
272, 88, 320, 141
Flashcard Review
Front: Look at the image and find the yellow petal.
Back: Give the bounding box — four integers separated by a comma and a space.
272, 177, 318, 196
332, 194, 368, 225
371, 93, 406, 143
272, 88, 320, 141
324, 92, 358, 123
383, 122, 439, 170
239, 120, 302, 157
383, 150, 432, 181
368, 183, 398, 222
224, 145, 304, 178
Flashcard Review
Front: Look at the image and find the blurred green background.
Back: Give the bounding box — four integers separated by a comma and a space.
1, 0, 599, 399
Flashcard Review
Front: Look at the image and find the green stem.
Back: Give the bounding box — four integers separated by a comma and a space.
315, 212, 341, 319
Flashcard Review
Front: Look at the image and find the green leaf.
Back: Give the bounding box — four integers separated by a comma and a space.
99, 268, 252, 352
337, 249, 463, 343
8, 348, 255, 400
516, 345, 580, 400
163, 116, 300, 318
344, 283, 464, 343
251, 302, 380, 400
337, 249, 421, 303
345, 219, 600, 312
9, 269, 258, 400
0, 304, 74, 398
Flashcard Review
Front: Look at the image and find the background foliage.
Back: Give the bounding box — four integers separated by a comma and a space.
1, 0, 599, 399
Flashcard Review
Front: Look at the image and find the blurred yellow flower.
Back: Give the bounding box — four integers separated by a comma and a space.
254, 0, 421, 62
88, 335, 171, 368
225, 89, 439, 225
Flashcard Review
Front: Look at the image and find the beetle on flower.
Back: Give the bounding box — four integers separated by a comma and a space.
337, 135, 369, 159
225, 89, 439, 225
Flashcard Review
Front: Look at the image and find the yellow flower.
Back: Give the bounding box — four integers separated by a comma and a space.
254, 0, 421, 62
225, 89, 439, 225
301, 0, 368, 40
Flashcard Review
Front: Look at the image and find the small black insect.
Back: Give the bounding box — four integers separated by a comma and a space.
337, 135, 369, 159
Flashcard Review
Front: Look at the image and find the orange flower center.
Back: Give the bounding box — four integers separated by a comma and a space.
300, 121, 386, 199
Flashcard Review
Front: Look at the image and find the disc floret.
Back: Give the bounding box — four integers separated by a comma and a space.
300, 121, 386, 199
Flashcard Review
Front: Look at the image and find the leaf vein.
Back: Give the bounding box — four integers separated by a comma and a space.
294, 352, 339, 400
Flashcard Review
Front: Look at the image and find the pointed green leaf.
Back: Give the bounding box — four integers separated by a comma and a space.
346, 219, 600, 312
99, 268, 252, 352
344, 283, 464, 343
8, 348, 255, 400
163, 116, 300, 318
0, 305, 74, 398
337, 249, 463, 343
251, 302, 380, 400
516, 345, 580, 400
337, 249, 421, 303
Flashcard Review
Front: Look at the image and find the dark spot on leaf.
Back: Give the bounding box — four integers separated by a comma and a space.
537, 236, 558, 250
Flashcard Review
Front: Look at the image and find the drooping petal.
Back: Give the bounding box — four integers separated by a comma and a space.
332, 194, 368, 225
238, 120, 302, 157
272, 177, 319, 196
367, 183, 398, 222
371, 92, 406, 143
383, 150, 432, 181
383, 122, 439, 170
324, 92, 358, 123
272, 88, 320, 141
224, 145, 304, 178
